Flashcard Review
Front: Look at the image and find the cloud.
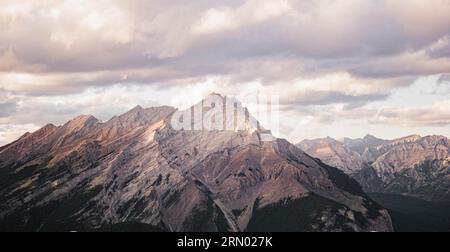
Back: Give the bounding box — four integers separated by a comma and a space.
370, 100, 450, 127
282, 90, 389, 106
1, 0, 449, 78
0, 123, 39, 146
349, 51, 450, 78
0, 0, 450, 143
438, 74, 450, 87
0, 102, 17, 117
427, 36, 450, 58
0, 84, 167, 126
192, 0, 291, 34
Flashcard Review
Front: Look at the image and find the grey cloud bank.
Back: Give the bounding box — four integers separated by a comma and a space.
0, 0, 449, 145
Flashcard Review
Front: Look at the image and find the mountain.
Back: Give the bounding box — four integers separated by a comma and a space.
298, 135, 450, 202
298, 137, 363, 174
0, 94, 393, 232
343, 135, 392, 164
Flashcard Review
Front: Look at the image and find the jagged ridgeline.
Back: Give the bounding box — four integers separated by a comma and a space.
298, 135, 450, 202
0, 94, 393, 232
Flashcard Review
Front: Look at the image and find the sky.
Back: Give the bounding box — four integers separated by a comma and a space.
0, 0, 450, 146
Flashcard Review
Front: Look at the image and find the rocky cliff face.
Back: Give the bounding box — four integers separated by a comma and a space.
298, 137, 363, 174
298, 135, 450, 202
0, 94, 393, 232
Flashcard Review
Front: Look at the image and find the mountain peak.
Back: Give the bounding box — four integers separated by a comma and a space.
0, 98, 394, 232
104, 105, 176, 134
118, 105, 144, 118
172, 92, 266, 134
66, 114, 98, 125
62, 115, 99, 133
363, 134, 379, 140
131, 105, 144, 111
72, 114, 98, 122
120, 105, 174, 118
206, 92, 224, 99
7, 124, 57, 145
199, 92, 227, 108
392, 134, 422, 144
404, 134, 422, 139
42, 123, 57, 131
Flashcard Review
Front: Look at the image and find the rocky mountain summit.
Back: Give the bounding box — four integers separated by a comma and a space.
0, 94, 392, 232
298, 135, 450, 202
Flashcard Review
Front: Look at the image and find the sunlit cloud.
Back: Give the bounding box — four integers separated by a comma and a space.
0, 0, 449, 145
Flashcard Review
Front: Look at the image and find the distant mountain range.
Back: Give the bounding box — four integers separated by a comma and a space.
0, 94, 393, 232
298, 134, 450, 202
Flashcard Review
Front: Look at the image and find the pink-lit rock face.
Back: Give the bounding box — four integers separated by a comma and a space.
298, 135, 450, 202
0, 95, 393, 232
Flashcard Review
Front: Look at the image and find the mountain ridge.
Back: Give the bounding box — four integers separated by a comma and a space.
298, 135, 450, 202
0, 94, 393, 232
